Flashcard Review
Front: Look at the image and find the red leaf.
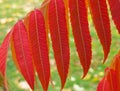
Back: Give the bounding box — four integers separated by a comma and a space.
97, 77, 110, 91
69, 0, 92, 77
12, 20, 35, 90
105, 68, 118, 91
110, 53, 120, 91
0, 30, 13, 90
88, 0, 111, 62
49, 0, 70, 89
40, 0, 50, 51
0, 31, 12, 76
29, 9, 50, 91
108, 0, 120, 33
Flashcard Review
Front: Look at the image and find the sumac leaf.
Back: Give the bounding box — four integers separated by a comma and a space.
105, 68, 118, 91
12, 20, 35, 90
88, 0, 111, 62
108, 0, 120, 33
69, 0, 92, 77
49, 0, 70, 89
110, 53, 120, 91
29, 9, 50, 91
0, 31, 12, 76
0, 30, 13, 90
97, 77, 110, 91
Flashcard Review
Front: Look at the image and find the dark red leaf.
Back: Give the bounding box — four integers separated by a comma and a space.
88, 0, 111, 62
108, 0, 120, 33
49, 0, 70, 89
69, 0, 92, 77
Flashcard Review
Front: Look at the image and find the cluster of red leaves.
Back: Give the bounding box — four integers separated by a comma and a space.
97, 51, 120, 91
0, 0, 120, 91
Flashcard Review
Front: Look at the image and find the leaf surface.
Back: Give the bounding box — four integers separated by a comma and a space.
0, 31, 12, 76
29, 9, 50, 91
97, 77, 110, 91
49, 0, 70, 89
110, 53, 120, 91
88, 0, 111, 62
108, 0, 120, 33
105, 68, 118, 91
0, 30, 13, 90
69, 0, 92, 77
12, 20, 35, 90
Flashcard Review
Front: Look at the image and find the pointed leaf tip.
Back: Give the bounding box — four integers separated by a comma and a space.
12, 20, 35, 90
49, 0, 70, 89
29, 9, 50, 91
69, 0, 92, 78
88, 0, 111, 63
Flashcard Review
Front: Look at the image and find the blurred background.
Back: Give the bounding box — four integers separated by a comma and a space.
0, 0, 120, 91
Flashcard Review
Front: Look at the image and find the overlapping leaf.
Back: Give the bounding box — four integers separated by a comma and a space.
69, 0, 92, 77
12, 20, 35, 90
88, 0, 111, 62
0, 30, 13, 90
105, 68, 118, 91
108, 0, 120, 33
29, 9, 50, 91
97, 77, 110, 91
97, 68, 118, 91
0, 31, 12, 76
97, 52, 120, 91
49, 0, 70, 89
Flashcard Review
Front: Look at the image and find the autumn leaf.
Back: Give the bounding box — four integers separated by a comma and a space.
97, 77, 110, 91
108, 0, 120, 33
105, 68, 118, 91
0, 30, 13, 90
12, 20, 35, 90
49, 0, 70, 89
69, 0, 92, 77
29, 9, 50, 91
88, 0, 111, 62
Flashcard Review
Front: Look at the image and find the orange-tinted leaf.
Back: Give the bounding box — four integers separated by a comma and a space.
12, 20, 35, 90
40, 0, 50, 50
24, 12, 31, 32
108, 0, 120, 33
110, 53, 120, 91
69, 0, 92, 77
88, 0, 111, 62
63, 0, 69, 33
29, 9, 50, 91
11, 39, 21, 71
49, 0, 70, 89
97, 77, 110, 91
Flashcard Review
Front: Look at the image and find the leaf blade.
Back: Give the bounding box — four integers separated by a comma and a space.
12, 20, 35, 90
29, 9, 50, 91
0, 30, 13, 90
49, 0, 70, 89
88, 0, 111, 62
108, 0, 120, 33
97, 77, 110, 91
69, 0, 92, 77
